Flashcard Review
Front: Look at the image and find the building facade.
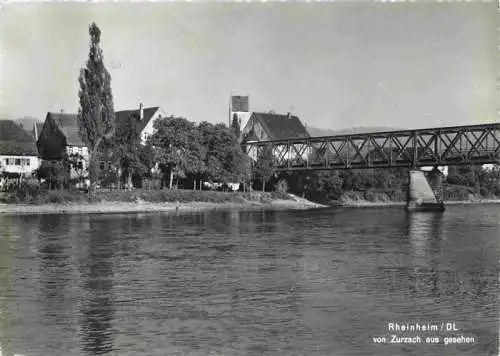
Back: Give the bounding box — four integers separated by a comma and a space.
241, 111, 310, 161
0, 120, 40, 177
37, 104, 166, 182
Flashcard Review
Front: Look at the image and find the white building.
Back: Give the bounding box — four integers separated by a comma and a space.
115, 104, 167, 145
0, 120, 40, 177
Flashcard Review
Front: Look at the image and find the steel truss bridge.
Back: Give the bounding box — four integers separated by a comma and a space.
242, 123, 500, 171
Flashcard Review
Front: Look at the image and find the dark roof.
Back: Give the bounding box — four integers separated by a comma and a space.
42, 107, 159, 147
0, 120, 38, 155
252, 112, 309, 140
115, 107, 159, 133
46, 112, 85, 146
307, 126, 403, 137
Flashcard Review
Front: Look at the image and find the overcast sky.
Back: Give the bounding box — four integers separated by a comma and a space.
0, 2, 497, 130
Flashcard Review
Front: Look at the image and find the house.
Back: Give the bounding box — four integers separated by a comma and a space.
241, 111, 310, 161
36, 104, 166, 180
36, 112, 89, 179
0, 120, 40, 177
115, 104, 166, 145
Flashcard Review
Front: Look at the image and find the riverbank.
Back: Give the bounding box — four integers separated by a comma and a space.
1, 188, 498, 215
0, 192, 327, 215
323, 189, 500, 208
3, 197, 497, 215
335, 197, 500, 208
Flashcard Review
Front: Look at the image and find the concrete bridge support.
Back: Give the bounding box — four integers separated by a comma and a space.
406, 169, 445, 212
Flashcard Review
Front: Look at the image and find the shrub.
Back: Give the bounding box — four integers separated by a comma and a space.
36, 189, 88, 204
4, 181, 42, 203
47, 190, 66, 204
340, 191, 364, 203
364, 190, 390, 202
99, 170, 118, 188
274, 179, 289, 194
270, 191, 291, 200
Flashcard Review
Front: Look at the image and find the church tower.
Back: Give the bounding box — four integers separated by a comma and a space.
229, 95, 251, 131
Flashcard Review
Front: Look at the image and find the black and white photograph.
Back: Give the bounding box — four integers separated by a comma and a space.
0, 1, 498, 355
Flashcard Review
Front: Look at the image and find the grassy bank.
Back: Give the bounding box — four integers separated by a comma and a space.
1, 184, 497, 215
0, 185, 294, 205
0, 188, 327, 215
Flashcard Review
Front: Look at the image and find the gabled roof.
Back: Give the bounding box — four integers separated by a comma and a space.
0, 120, 38, 156
251, 112, 309, 141
46, 112, 85, 146
41, 107, 160, 148
115, 107, 160, 133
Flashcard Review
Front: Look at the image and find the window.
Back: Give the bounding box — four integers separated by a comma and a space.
77, 161, 83, 170
2, 158, 30, 167
99, 161, 105, 170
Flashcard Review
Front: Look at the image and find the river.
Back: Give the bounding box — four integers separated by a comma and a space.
0, 205, 498, 356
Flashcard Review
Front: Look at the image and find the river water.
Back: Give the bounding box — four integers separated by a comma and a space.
0, 205, 498, 356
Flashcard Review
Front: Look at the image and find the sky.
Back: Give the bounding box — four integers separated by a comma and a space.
0, 1, 497, 131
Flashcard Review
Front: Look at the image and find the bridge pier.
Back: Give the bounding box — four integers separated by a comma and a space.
406, 169, 445, 212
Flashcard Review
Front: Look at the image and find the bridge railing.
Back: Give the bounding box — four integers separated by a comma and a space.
242, 123, 500, 170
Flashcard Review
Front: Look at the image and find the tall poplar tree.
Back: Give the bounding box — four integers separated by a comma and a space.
77, 22, 115, 193
231, 113, 241, 139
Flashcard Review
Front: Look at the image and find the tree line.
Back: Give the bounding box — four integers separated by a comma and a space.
123, 116, 253, 190
273, 165, 500, 203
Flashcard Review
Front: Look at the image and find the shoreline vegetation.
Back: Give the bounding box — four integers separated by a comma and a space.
0, 189, 498, 215
0, 190, 327, 215
335, 190, 500, 208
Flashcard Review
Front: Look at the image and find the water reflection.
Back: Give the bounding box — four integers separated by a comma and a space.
79, 217, 115, 355
408, 212, 444, 262
39, 215, 71, 301
0, 216, 17, 356
407, 212, 444, 300
1, 205, 498, 356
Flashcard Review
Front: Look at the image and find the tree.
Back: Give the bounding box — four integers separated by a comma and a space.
231, 113, 241, 139
254, 144, 276, 192
150, 116, 203, 189
112, 114, 154, 188
480, 165, 500, 196
314, 171, 344, 199
67, 152, 87, 185
77, 22, 115, 194
237, 153, 253, 192
198, 122, 244, 184
36, 160, 69, 189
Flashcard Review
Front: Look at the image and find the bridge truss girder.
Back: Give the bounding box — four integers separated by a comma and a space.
242, 123, 500, 171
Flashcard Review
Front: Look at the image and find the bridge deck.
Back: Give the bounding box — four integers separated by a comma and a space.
242, 123, 500, 170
